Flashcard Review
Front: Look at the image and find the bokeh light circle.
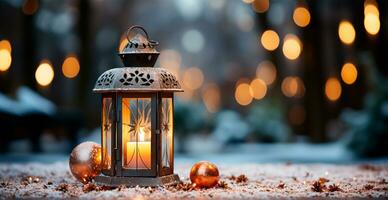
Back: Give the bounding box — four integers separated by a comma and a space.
35, 61, 54, 86
260, 30, 279, 51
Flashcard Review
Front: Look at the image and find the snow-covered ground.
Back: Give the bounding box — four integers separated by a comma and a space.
2, 143, 388, 164
0, 161, 387, 199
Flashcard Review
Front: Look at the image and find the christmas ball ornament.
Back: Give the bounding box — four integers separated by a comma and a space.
190, 161, 220, 188
69, 142, 102, 184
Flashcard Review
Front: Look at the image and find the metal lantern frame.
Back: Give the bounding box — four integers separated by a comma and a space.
93, 26, 182, 186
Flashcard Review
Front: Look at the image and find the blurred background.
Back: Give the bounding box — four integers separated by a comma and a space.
0, 0, 387, 163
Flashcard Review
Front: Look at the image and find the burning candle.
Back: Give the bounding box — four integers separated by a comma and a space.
125, 128, 151, 169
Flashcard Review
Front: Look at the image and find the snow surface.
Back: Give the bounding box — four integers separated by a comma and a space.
0, 161, 387, 199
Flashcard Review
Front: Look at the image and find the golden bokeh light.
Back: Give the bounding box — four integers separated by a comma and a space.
282, 77, 297, 97
0, 50, 12, 72
250, 78, 267, 100
235, 83, 253, 106
293, 7, 311, 27
182, 67, 204, 90
35, 60, 54, 87
22, 0, 39, 15
364, 13, 380, 35
281, 76, 305, 98
0, 40, 12, 52
62, 55, 80, 78
242, 0, 255, 3
364, 4, 379, 16
325, 77, 342, 101
202, 83, 221, 113
256, 60, 277, 85
338, 20, 356, 45
252, 0, 269, 13
341, 62, 357, 85
282, 34, 302, 60
260, 30, 280, 51
159, 49, 181, 78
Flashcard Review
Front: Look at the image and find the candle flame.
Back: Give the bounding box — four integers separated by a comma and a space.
139, 127, 145, 142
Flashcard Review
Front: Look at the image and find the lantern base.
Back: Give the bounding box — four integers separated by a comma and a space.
94, 174, 181, 187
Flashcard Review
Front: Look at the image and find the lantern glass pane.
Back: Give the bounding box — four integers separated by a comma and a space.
102, 97, 113, 170
161, 98, 173, 169
122, 97, 152, 170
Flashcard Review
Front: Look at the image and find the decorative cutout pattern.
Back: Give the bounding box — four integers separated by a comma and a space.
97, 71, 114, 86
94, 68, 182, 91
119, 73, 133, 86
160, 72, 180, 89
119, 70, 154, 86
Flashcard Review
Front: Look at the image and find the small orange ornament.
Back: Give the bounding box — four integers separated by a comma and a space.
190, 161, 220, 188
69, 142, 102, 184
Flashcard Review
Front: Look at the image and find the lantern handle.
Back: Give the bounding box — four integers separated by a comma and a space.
126, 25, 159, 48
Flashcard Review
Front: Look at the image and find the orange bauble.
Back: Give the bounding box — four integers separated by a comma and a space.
69, 142, 102, 184
190, 161, 220, 188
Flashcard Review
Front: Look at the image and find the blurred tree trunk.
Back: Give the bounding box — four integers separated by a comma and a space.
303, 1, 326, 142
78, 0, 92, 127
22, 11, 36, 89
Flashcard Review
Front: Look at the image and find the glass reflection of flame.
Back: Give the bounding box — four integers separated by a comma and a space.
102, 100, 112, 169
162, 99, 172, 168
124, 99, 151, 169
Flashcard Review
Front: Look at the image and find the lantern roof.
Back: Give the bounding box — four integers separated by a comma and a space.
93, 67, 183, 93
94, 25, 183, 93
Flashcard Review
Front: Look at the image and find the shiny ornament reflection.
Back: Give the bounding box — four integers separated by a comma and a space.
69, 142, 102, 184
190, 161, 220, 188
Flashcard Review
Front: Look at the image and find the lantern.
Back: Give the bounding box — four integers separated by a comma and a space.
93, 25, 182, 186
